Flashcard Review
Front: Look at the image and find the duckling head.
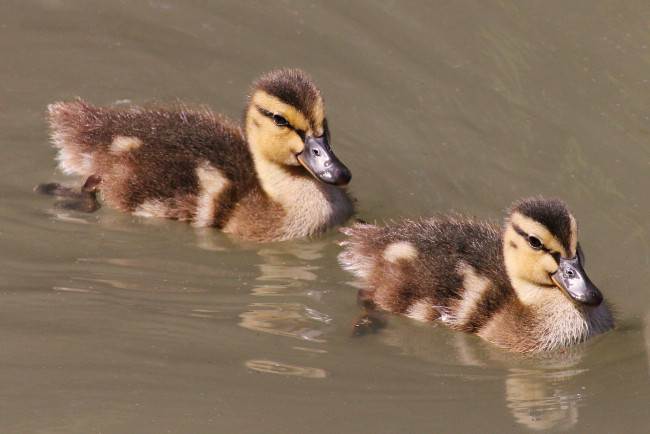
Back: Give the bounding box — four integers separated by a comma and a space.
503, 198, 603, 308
245, 69, 351, 187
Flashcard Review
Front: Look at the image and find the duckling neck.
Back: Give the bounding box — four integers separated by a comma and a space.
491, 281, 614, 352
250, 151, 353, 238
251, 153, 308, 198
510, 278, 553, 306
527, 293, 613, 352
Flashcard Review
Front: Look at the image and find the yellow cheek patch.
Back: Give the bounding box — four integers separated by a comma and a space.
247, 107, 303, 165
503, 225, 556, 286
539, 253, 559, 275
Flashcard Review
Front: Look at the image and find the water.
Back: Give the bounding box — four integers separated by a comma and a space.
1, 1, 648, 432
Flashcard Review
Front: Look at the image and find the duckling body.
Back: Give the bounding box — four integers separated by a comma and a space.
46, 69, 353, 242
339, 198, 614, 353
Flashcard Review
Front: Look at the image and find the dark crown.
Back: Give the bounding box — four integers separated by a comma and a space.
252, 69, 323, 123
509, 197, 574, 253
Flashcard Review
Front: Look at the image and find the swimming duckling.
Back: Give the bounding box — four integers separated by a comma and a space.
42, 69, 354, 242
338, 198, 614, 353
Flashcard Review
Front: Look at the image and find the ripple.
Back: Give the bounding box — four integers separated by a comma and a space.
245, 360, 327, 378
239, 303, 332, 342
506, 369, 585, 431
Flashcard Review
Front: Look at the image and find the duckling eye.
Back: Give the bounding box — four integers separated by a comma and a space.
527, 235, 543, 250
273, 114, 289, 127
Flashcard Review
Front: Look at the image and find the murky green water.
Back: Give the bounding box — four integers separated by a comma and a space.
1, 1, 648, 432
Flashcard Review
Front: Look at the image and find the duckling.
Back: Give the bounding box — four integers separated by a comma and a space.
42, 69, 354, 242
338, 198, 614, 353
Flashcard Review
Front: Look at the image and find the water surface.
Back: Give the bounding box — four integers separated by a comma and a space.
1, 1, 648, 432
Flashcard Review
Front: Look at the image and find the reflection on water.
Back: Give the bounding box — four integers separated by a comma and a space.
243, 241, 334, 370
250, 263, 318, 296
239, 303, 332, 343
53, 285, 100, 294
69, 256, 238, 293
366, 311, 594, 431
253, 242, 325, 295
505, 369, 586, 431
42, 210, 94, 225
193, 227, 229, 251
645, 311, 650, 373
238, 241, 334, 377
244, 360, 327, 378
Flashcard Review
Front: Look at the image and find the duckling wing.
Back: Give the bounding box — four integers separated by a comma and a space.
339, 218, 511, 329
49, 100, 257, 226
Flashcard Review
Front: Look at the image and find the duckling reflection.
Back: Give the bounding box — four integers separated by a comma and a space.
62, 255, 249, 298
251, 240, 332, 296
645, 311, 650, 373
362, 313, 590, 431
506, 369, 583, 431
192, 225, 328, 295
244, 360, 326, 378
239, 303, 331, 343
238, 240, 335, 342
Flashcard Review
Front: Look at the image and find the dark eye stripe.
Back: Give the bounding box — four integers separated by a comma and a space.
256, 105, 309, 139
256, 106, 292, 129
512, 223, 553, 254
551, 252, 561, 264
256, 106, 273, 119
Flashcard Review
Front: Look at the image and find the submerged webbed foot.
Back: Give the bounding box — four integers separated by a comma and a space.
351, 289, 387, 337
351, 310, 387, 337
35, 174, 102, 213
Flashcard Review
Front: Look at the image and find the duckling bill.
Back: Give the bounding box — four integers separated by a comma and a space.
338, 198, 614, 354
41, 69, 354, 242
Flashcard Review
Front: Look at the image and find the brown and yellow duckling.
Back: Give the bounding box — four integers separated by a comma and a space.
41, 69, 353, 242
338, 198, 614, 354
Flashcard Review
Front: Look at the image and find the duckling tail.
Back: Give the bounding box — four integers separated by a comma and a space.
337, 223, 381, 280
48, 99, 110, 176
